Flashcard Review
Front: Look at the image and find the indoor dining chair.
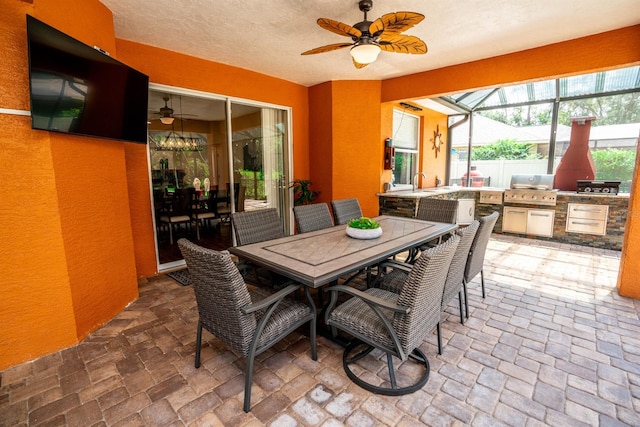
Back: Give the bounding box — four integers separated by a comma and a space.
178, 239, 317, 412
160, 188, 194, 244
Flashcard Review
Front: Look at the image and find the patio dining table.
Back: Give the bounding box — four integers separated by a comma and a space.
228, 215, 458, 289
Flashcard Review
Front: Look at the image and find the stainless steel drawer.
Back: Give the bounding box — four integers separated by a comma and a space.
567, 204, 609, 220
566, 218, 607, 235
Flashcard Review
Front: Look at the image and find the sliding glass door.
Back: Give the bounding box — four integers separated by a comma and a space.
230, 102, 291, 237
147, 85, 292, 270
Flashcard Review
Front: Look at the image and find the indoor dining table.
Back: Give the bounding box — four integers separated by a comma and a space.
228, 215, 458, 289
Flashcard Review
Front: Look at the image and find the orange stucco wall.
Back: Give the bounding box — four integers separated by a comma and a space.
309, 82, 334, 204
308, 80, 384, 217
618, 135, 640, 299
331, 81, 382, 217
1, 0, 138, 370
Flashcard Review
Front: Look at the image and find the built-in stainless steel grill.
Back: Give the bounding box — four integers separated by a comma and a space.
504, 174, 557, 206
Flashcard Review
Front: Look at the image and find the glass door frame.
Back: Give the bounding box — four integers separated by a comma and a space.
147, 83, 294, 272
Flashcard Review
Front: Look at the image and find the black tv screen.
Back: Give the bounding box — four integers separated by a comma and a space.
26, 15, 149, 144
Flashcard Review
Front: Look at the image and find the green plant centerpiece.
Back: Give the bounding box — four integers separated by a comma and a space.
346, 217, 382, 239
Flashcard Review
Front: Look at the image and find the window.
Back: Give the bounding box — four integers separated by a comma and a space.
392, 109, 419, 186
443, 66, 640, 191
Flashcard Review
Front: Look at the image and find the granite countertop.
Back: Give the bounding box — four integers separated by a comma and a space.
378, 186, 504, 198
378, 187, 629, 199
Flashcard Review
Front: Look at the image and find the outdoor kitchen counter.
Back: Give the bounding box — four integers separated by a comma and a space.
378, 188, 629, 250
377, 186, 503, 199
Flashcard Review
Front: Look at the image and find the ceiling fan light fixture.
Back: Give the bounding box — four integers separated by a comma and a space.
160, 116, 174, 125
350, 43, 381, 64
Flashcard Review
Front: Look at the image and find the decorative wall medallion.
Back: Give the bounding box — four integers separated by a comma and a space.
432, 124, 442, 158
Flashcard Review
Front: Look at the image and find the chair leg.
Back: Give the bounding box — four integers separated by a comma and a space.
481, 269, 486, 298
342, 341, 429, 396
463, 279, 469, 319
305, 288, 318, 361
195, 321, 203, 368
244, 351, 256, 412
436, 322, 442, 355
458, 291, 465, 325
386, 353, 397, 389
169, 223, 174, 245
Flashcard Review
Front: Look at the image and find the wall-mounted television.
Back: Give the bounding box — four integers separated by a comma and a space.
26, 15, 149, 144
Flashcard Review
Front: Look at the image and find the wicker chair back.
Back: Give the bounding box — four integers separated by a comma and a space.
178, 239, 256, 355
442, 221, 479, 310
232, 208, 285, 245
331, 198, 363, 225
416, 198, 459, 224
464, 211, 499, 283
293, 203, 334, 233
393, 234, 460, 355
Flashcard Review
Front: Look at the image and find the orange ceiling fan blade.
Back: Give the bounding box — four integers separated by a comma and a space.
301, 43, 353, 55
370, 12, 425, 36
352, 58, 369, 69
379, 34, 427, 54
317, 18, 362, 39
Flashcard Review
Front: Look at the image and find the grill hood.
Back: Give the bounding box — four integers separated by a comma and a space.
509, 174, 555, 190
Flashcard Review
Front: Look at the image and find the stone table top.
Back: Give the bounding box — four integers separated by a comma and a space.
229, 215, 457, 288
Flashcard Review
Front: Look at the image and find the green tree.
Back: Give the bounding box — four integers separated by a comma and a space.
558, 93, 640, 125
591, 148, 636, 192
471, 139, 542, 160
480, 105, 553, 126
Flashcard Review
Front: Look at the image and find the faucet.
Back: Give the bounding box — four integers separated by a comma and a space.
412, 172, 427, 191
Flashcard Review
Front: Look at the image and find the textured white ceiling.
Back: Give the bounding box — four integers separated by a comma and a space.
99, 0, 639, 87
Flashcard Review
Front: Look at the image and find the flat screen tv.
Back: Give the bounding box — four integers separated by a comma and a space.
26, 15, 149, 144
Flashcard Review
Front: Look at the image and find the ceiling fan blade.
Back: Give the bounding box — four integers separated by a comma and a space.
352, 58, 368, 69
301, 43, 353, 55
317, 18, 362, 39
370, 12, 425, 36
379, 34, 427, 55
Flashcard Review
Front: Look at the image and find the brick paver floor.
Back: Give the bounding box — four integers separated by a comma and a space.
2, 235, 639, 426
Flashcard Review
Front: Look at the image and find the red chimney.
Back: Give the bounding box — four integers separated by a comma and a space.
554, 117, 597, 191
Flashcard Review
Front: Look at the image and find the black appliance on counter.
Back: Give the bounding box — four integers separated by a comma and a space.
576, 180, 621, 195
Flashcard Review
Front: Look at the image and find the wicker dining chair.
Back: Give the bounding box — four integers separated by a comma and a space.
416, 198, 459, 224
463, 211, 499, 316
178, 239, 317, 412
293, 203, 334, 233
378, 220, 479, 328
331, 198, 363, 225
406, 198, 459, 263
232, 208, 289, 287
232, 208, 285, 245
324, 235, 460, 395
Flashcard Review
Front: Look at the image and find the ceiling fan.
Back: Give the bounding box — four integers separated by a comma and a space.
150, 95, 197, 125
150, 96, 175, 125
301, 0, 427, 68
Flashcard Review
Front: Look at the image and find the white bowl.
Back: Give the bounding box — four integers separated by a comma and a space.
346, 226, 382, 240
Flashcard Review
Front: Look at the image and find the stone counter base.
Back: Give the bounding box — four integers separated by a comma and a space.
379, 191, 627, 251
